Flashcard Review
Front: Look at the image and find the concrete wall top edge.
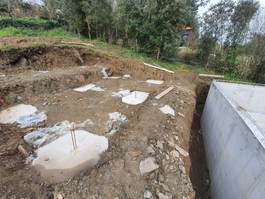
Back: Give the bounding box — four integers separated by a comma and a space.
212, 80, 265, 148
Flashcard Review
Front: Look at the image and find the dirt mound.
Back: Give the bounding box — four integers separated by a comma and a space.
0, 46, 106, 73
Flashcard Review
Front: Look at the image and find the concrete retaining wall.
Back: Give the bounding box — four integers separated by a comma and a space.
201, 81, 265, 199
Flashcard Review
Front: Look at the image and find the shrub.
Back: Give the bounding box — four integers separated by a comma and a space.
198, 33, 216, 64
236, 55, 253, 79
0, 17, 66, 30
177, 47, 198, 63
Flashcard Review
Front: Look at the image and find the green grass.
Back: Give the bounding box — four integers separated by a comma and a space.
0, 16, 64, 29
0, 27, 76, 38
77, 39, 206, 73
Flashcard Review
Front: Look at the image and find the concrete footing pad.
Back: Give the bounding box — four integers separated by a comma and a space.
122, 91, 149, 105
0, 104, 37, 124
32, 130, 108, 183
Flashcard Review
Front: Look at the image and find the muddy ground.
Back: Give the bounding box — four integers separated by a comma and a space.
0, 42, 210, 199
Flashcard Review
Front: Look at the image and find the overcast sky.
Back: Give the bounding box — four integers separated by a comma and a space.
24, 0, 265, 16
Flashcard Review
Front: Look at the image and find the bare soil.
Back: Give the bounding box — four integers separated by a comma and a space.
0, 42, 210, 199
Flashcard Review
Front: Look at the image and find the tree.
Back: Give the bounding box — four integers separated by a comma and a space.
116, 0, 189, 60
226, 0, 259, 47
56, 0, 199, 60
61, 0, 84, 34
245, 34, 265, 83
202, 0, 235, 46
43, 0, 59, 19
198, 33, 216, 64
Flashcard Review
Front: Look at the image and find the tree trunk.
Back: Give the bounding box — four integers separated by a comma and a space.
85, 17, 91, 40
156, 48, 161, 60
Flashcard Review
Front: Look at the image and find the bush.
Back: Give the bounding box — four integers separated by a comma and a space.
206, 49, 239, 74
177, 47, 198, 63
236, 55, 253, 79
0, 17, 66, 30
198, 33, 216, 64
219, 49, 239, 74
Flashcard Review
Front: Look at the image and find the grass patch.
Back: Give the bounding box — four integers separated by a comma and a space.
0, 16, 65, 29
81, 39, 204, 72
0, 27, 77, 38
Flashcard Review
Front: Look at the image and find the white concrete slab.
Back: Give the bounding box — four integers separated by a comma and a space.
24, 120, 70, 148
122, 91, 149, 105
74, 84, 104, 92
146, 80, 164, 85
0, 104, 37, 124
33, 130, 108, 183
159, 105, 175, 116
18, 112, 47, 128
112, 90, 131, 98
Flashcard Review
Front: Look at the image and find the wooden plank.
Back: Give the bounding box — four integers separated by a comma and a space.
155, 86, 174, 99
199, 73, 224, 79
61, 41, 95, 47
143, 62, 174, 74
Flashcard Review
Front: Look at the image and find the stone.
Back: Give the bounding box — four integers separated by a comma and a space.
177, 112, 185, 118
147, 146, 155, 155
144, 190, 153, 198
56, 193, 63, 199
175, 145, 189, 157
107, 112, 128, 135
139, 157, 159, 175
179, 165, 186, 174
158, 192, 170, 199
17, 57, 27, 66
160, 183, 170, 192
73, 49, 84, 64
170, 150, 179, 159
101, 67, 109, 78
167, 139, 175, 148
157, 141, 163, 150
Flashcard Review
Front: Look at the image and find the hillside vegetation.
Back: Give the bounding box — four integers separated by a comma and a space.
0, 0, 265, 83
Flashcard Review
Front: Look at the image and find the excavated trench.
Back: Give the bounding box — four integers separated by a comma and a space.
0, 46, 210, 199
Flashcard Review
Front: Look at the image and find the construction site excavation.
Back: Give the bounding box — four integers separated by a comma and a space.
0, 45, 210, 199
